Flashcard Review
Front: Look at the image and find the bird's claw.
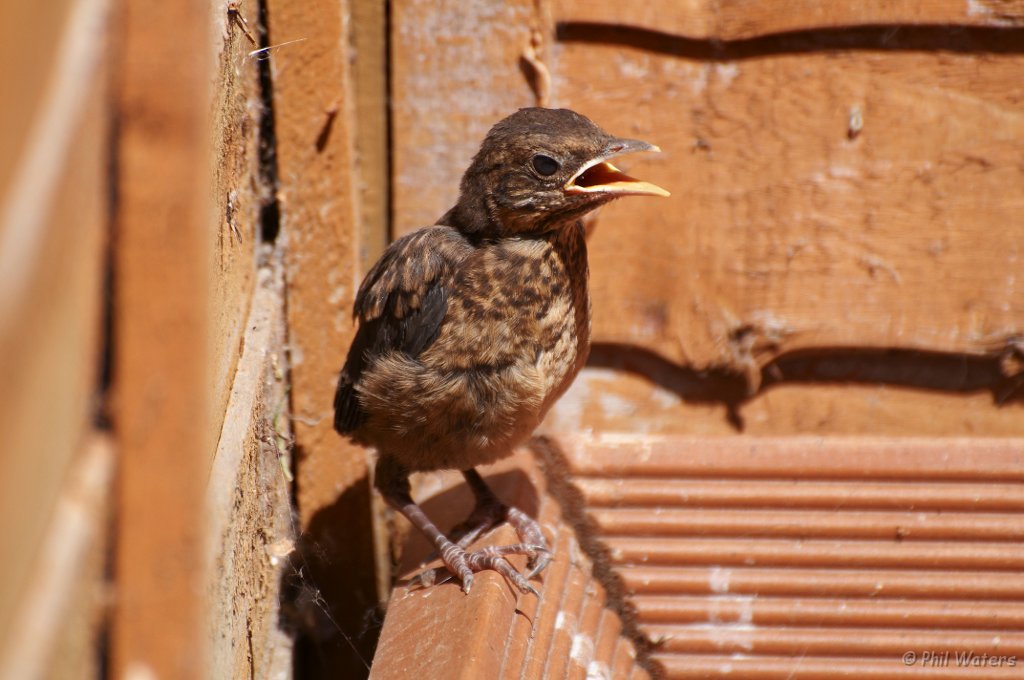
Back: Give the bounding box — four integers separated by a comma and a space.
526, 551, 552, 579
438, 540, 544, 596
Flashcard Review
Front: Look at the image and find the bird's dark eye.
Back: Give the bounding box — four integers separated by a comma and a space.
532, 154, 560, 176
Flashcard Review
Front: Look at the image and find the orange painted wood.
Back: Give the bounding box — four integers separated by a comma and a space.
621, 565, 1024, 600
564, 435, 1024, 480
264, 0, 380, 672
371, 436, 1024, 673
111, 0, 212, 675
593, 508, 1024, 541
576, 477, 1024, 511
611, 537, 1024, 570
647, 625, 1022, 658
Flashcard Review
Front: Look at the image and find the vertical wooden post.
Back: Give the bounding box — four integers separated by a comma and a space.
0, 0, 111, 672
265, 0, 380, 675
111, 0, 212, 676
350, 0, 389, 271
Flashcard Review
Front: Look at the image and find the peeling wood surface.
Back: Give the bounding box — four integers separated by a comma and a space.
554, 0, 1024, 39
551, 25, 1024, 373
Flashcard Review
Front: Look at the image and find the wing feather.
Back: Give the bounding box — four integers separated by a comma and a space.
334, 227, 470, 434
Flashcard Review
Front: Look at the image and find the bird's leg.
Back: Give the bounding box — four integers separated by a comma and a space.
375, 457, 545, 595
445, 468, 507, 548
447, 468, 552, 579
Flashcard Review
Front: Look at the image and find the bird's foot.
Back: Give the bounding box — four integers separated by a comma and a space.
446, 501, 552, 580
436, 539, 548, 595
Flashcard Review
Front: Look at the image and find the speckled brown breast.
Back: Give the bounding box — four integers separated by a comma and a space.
533, 222, 591, 412
356, 224, 589, 472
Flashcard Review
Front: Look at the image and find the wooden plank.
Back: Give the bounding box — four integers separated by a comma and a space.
263, 0, 379, 674
351, 0, 389, 268
111, 0, 213, 675
554, 0, 1024, 39
390, 0, 540, 236
0, 434, 113, 680
0, 0, 109, 655
205, 259, 294, 680
208, 0, 264, 437
0, 0, 74, 194
549, 22, 1024, 374
542, 359, 1024, 436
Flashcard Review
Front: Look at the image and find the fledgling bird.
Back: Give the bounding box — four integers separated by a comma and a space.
334, 107, 668, 594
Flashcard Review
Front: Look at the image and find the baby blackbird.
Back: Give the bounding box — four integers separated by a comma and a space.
334, 108, 668, 594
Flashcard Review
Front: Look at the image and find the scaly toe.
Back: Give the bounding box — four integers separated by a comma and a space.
506, 507, 549, 552
437, 540, 544, 595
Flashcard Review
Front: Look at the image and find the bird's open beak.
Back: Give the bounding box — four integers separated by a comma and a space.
564, 138, 670, 198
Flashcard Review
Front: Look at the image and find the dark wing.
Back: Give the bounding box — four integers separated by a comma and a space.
333, 226, 470, 434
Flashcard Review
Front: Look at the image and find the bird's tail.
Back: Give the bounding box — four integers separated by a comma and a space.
333, 372, 366, 434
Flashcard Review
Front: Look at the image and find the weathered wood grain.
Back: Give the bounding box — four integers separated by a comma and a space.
551, 24, 1024, 375
209, 0, 264, 435
554, 0, 1024, 39
352, 0, 390, 270
265, 0, 379, 674
390, 0, 541, 236
205, 259, 294, 680
388, 4, 1024, 432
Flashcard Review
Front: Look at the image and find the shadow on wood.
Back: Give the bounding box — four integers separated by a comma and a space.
281, 473, 380, 680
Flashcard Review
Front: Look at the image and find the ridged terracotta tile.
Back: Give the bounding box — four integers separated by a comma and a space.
565, 435, 1024, 679
371, 435, 1024, 679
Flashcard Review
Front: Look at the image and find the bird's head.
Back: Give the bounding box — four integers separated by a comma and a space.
445, 108, 669, 238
